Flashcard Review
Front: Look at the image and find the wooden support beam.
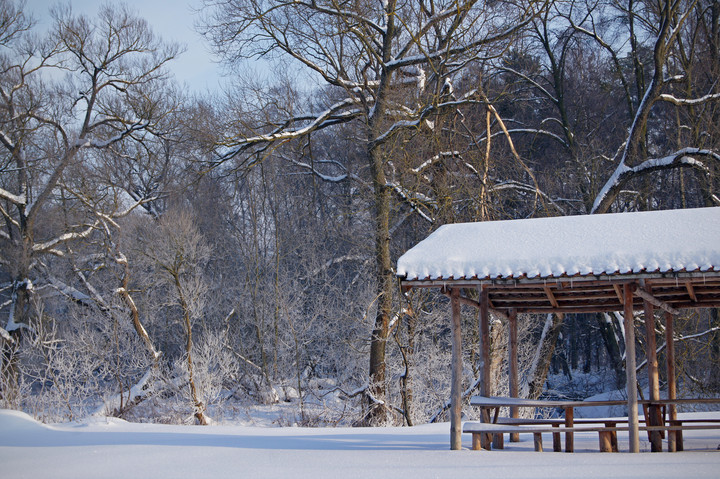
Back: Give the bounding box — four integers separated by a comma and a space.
543, 286, 560, 308
684, 281, 698, 302
613, 284, 624, 305
665, 311, 680, 452
442, 292, 512, 322
624, 283, 640, 453
643, 288, 662, 452
479, 285, 492, 450
480, 286, 491, 397
508, 309, 520, 442
634, 287, 681, 315
450, 288, 463, 450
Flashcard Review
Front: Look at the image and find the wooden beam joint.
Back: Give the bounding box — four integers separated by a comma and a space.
634, 287, 681, 316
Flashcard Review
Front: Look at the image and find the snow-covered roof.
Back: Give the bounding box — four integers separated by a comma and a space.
397, 207, 720, 283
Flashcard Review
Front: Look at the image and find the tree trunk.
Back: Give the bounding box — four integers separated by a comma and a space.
366, 146, 393, 425
597, 312, 626, 389
527, 313, 564, 399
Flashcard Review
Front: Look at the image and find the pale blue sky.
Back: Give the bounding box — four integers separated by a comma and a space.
27, 0, 224, 92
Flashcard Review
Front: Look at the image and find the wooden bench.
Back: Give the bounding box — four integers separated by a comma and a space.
464, 421, 629, 452
464, 420, 720, 453
470, 395, 720, 452
492, 417, 630, 452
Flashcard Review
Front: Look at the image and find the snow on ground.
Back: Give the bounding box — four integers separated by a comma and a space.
1, 409, 719, 479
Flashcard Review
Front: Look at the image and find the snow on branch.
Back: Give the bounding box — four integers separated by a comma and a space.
32, 222, 98, 255
215, 98, 361, 163
490, 180, 566, 215
0, 186, 26, 205
0, 326, 14, 343
74, 120, 150, 149
591, 148, 718, 213
303, 255, 367, 281
388, 182, 436, 223
658, 92, 720, 106
286, 158, 348, 182
411, 151, 460, 175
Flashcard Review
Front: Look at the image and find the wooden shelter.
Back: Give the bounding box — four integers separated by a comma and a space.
396, 207, 720, 451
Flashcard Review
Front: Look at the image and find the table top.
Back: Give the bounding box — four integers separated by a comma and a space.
470, 395, 720, 408
470, 395, 627, 408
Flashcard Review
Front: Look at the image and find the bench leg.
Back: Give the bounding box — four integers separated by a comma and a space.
472, 432, 493, 450
611, 431, 618, 452
602, 422, 619, 452
676, 429, 684, 452
552, 426, 561, 452
472, 433, 484, 451
598, 431, 618, 453
492, 432, 504, 449
533, 433, 543, 452
667, 430, 676, 452
564, 408, 574, 453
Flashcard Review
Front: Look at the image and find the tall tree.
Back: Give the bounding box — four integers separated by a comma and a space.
201, 0, 545, 424
0, 2, 179, 393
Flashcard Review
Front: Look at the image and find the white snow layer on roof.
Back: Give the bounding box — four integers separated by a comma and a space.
397, 207, 720, 281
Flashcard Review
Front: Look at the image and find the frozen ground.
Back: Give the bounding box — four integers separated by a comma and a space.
1, 409, 719, 479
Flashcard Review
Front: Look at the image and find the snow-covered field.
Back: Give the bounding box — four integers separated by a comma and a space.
1, 410, 719, 478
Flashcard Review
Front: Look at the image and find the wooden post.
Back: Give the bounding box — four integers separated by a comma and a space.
509, 309, 519, 442
450, 288, 463, 450
643, 293, 662, 452
479, 286, 492, 449
480, 286, 491, 397
624, 283, 640, 453
665, 311, 680, 452
564, 406, 574, 453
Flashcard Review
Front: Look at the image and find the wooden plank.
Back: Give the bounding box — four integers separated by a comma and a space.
624, 283, 640, 453
450, 288, 463, 451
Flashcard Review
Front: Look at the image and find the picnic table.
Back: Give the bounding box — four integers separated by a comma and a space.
466, 395, 720, 452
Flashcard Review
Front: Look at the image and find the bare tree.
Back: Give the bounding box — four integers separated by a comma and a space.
201, 0, 546, 425
0, 1, 179, 404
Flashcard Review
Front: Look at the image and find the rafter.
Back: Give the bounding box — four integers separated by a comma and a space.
634, 287, 681, 316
